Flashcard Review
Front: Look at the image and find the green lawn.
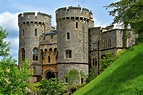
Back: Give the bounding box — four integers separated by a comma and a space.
74, 43, 143, 95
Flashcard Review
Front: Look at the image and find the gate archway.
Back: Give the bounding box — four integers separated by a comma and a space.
45, 70, 55, 80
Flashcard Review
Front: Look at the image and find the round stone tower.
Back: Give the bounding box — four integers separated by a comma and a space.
56, 6, 94, 83
18, 12, 51, 78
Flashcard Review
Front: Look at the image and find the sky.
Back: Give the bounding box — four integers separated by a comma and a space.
0, 0, 118, 62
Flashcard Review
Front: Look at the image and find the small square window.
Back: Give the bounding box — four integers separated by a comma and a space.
65, 50, 72, 58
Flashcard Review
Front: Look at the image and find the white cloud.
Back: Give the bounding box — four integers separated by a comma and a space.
93, 17, 107, 27
0, 12, 18, 32
5, 38, 19, 61
0, 12, 19, 61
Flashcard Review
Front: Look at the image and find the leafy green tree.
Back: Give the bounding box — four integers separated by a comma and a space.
86, 67, 97, 83
100, 52, 115, 72
0, 27, 9, 57
106, 0, 143, 42
65, 69, 79, 85
39, 78, 65, 95
0, 26, 32, 94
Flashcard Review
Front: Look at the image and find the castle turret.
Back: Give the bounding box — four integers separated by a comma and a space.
56, 6, 94, 84
18, 12, 52, 80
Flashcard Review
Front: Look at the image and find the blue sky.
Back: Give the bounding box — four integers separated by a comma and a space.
0, 0, 118, 62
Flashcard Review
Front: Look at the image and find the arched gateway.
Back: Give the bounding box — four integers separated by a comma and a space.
45, 70, 55, 80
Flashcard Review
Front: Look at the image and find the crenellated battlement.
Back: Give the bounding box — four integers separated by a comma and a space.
18, 12, 51, 25
56, 6, 93, 22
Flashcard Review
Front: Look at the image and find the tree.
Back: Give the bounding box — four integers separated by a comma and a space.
0, 26, 32, 94
86, 67, 97, 83
106, 0, 143, 42
0, 27, 9, 57
39, 78, 65, 95
65, 69, 80, 85
100, 52, 115, 72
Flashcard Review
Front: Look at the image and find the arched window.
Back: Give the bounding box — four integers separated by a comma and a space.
67, 32, 70, 39
76, 22, 78, 29
33, 48, 38, 61
101, 54, 106, 59
48, 56, 50, 63
81, 78, 84, 84
21, 48, 25, 61
45, 70, 55, 80
54, 48, 57, 52
94, 58, 97, 66
35, 28, 37, 36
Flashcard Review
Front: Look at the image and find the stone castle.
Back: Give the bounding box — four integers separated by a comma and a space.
18, 6, 136, 83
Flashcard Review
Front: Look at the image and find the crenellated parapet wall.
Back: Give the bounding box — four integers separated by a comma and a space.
56, 6, 93, 22
18, 12, 51, 23
18, 12, 52, 32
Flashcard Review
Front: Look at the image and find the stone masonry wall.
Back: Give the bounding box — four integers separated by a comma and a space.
57, 64, 88, 84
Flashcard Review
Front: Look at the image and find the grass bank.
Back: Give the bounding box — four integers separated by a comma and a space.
74, 43, 143, 95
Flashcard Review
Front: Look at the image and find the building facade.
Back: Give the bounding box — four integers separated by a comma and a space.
18, 6, 136, 83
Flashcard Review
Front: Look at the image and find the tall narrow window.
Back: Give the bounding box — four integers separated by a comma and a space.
33, 48, 38, 61
35, 28, 37, 36
108, 39, 111, 47
65, 50, 72, 58
104, 40, 107, 48
81, 78, 84, 84
48, 56, 50, 63
40, 49, 43, 60
93, 58, 94, 66
22, 29, 24, 36
94, 58, 97, 66
67, 32, 70, 39
21, 48, 25, 61
102, 40, 105, 48
76, 22, 78, 29
65, 77, 68, 83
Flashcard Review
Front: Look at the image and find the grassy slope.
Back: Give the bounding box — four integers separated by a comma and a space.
74, 43, 143, 95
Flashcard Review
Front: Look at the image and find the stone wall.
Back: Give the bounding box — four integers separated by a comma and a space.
57, 64, 88, 84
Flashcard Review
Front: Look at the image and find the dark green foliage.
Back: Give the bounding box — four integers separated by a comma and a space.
0, 26, 32, 94
106, 0, 143, 42
0, 59, 32, 94
74, 43, 143, 95
39, 78, 65, 95
100, 52, 115, 72
65, 69, 79, 85
0, 26, 10, 57
86, 67, 97, 83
